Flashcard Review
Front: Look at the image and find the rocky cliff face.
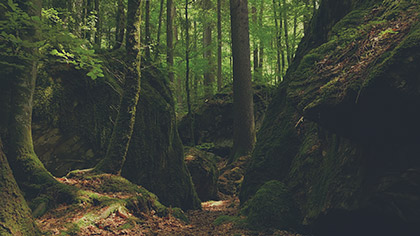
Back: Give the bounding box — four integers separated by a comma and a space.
240, 0, 420, 235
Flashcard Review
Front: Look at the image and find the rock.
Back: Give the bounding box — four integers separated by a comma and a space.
33, 59, 201, 210
242, 180, 301, 231
218, 155, 249, 196
240, 1, 420, 235
178, 85, 273, 157
184, 147, 219, 201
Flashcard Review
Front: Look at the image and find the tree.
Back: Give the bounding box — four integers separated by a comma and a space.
95, 0, 143, 174
0, 138, 40, 236
229, 0, 255, 161
217, 0, 222, 91
115, 0, 125, 49
202, 0, 214, 98
167, 0, 175, 82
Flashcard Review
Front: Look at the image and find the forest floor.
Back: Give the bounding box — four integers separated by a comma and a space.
36, 175, 303, 236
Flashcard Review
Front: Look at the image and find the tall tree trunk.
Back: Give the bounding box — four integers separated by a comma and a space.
217, 0, 222, 91
251, 6, 258, 77
0, 139, 40, 236
292, 4, 298, 57
115, 0, 125, 49
193, 19, 199, 101
85, 0, 93, 41
155, 0, 165, 59
273, 0, 281, 83
258, 0, 264, 73
95, 0, 142, 175
94, 0, 101, 47
203, 0, 214, 98
185, 0, 194, 145
1, 0, 76, 210
279, 0, 286, 77
281, 0, 291, 66
145, 0, 151, 60
229, 0, 255, 162
167, 0, 174, 82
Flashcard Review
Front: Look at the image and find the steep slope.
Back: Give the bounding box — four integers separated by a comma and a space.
240, 0, 420, 235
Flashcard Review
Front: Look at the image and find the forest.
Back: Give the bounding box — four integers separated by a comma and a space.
0, 0, 419, 235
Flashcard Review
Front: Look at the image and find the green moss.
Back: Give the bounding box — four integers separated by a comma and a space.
242, 180, 301, 231
213, 215, 245, 226
171, 207, 189, 223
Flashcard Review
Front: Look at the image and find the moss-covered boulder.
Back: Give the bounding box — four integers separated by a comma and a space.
121, 69, 201, 210
218, 155, 249, 196
33, 59, 200, 210
242, 180, 301, 231
241, 0, 420, 235
184, 147, 219, 201
178, 84, 273, 157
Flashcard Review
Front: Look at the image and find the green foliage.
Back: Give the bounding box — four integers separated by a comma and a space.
40, 7, 104, 80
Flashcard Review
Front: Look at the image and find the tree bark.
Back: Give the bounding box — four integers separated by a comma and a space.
217, 0, 222, 91
281, 0, 291, 66
229, 0, 255, 162
0, 0, 76, 211
167, 0, 174, 82
258, 1, 264, 73
115, 0, 125, 49
95, 0, 142, 175
0, 139, 40, 236
145, 0, 151, 60
273, 0, 282, 83
203, 0, 214, 98
155, 0, 165, 59
94, 0, 101, 47
185, 0, 195, 145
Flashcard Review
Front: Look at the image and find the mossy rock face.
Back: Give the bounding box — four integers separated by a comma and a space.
243, 180, 301, 231
178, 84, 274, 157
121, 69, 201, 210
32, 68, 117, 176
184, 147, 219, 201
33, 58, 200, 210
241, 0, 420, 235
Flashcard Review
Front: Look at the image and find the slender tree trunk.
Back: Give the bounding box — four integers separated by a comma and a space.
155, 0, 165, 59
95, 0, 143, 175
258, 0, 264, 74
145, 0, 151, 60
292, 5, 298, 57
229, 0, 255, 162
217, 0, 222, 91
185, 0, 195, 145
252, 6, 258, 77
167, 0, 174, 82
281, 0, 291, 66
279, 0, 286, 77
203, 0, 214, 98
115, 0, 125, 49
273, 0, 281, 83
0, 139, 40, 236
86, 0, 93, 42
94, 0, 101, 47
193, 20, 199, 101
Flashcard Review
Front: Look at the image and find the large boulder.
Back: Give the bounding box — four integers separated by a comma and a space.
184, 147, 219, 201
241, 0, 420, 235
178, 85, 273, 157
33, 59, 200, 210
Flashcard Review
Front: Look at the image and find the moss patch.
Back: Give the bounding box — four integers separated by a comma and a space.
242, 180, 301, 231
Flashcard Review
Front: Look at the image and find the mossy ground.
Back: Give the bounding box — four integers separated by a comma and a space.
36, 171, 189, 235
